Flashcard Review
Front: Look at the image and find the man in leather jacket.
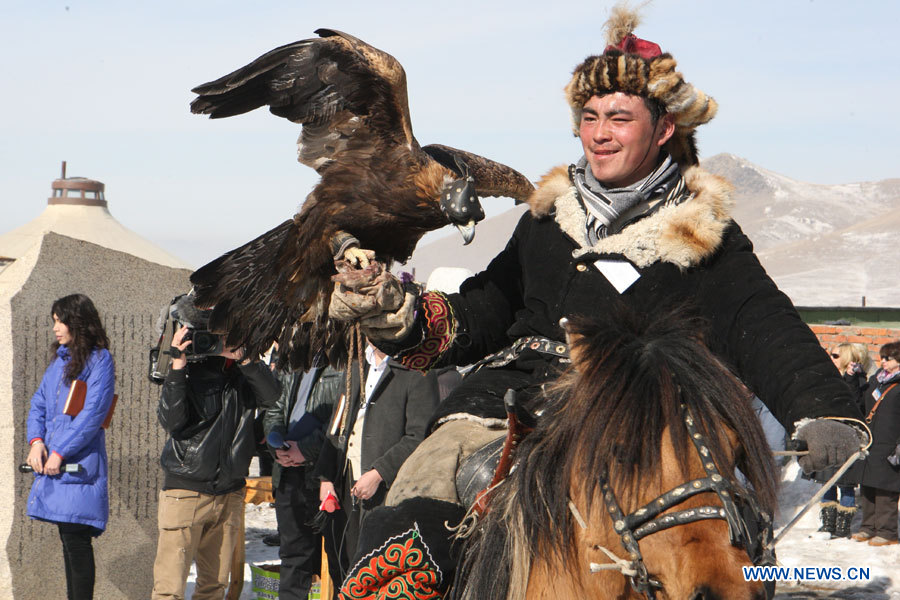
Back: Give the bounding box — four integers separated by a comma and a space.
263, 360, 344, 600
151, 308, 281, 600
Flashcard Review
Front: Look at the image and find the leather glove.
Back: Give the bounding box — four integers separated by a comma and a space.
307, 510, 330, 534
793, 419, 864, 473
359, 290, 417, 342
329, 259, 404, 321
328, 259, 418, 342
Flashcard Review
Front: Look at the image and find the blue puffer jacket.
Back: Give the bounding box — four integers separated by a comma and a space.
26, 346, 115, 532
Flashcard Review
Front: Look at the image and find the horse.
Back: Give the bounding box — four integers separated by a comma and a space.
452, 310, 779, 600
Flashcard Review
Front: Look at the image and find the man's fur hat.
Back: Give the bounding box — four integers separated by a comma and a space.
565, 3, 716, 166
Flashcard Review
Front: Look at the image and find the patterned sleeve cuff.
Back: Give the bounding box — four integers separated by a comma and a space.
394, 291, 457, 372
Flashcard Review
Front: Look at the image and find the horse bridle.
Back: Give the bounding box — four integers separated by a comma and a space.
593, 405, 776, 598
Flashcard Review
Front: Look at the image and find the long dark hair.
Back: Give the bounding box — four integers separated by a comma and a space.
455, 308, 778, 600
51, 294, 110, 383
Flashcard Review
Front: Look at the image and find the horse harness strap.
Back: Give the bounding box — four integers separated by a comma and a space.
591, 405, 775, 599
596, 474, 662, 596
471, 336, 569, 371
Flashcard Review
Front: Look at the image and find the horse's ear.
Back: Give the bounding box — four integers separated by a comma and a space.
561, 317, 586, 373
568, 339, 586, 372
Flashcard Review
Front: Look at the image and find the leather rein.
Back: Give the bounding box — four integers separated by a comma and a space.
582, 404, 775, 598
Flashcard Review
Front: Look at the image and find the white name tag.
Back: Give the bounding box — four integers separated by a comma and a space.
593, 259, 641, 293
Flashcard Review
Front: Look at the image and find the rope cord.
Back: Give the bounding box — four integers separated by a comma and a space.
589, 545, 639, 577
568, 500, 640, 577
768, 417, 872, 549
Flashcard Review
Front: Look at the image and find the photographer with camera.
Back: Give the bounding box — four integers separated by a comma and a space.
150, 294, 281, 600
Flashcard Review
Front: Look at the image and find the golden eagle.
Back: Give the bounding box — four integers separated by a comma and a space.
188, 29, 534, 369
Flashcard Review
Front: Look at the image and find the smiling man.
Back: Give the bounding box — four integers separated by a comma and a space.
329, 6, 864, 598
580, 93, 673, 185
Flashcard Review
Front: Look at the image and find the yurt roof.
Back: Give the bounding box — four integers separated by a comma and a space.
0, 171, 191, 272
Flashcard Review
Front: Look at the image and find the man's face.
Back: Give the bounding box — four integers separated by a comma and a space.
579, 92, 675, 188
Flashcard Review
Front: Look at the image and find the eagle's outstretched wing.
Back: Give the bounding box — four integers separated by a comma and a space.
191, 28, 416, 174
190, 219, 347, 371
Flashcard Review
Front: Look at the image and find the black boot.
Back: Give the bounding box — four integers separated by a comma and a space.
817, 501, 837, 535
832, 505, 857, 539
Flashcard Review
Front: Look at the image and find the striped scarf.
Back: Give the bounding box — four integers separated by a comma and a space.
573, 153, 688, 244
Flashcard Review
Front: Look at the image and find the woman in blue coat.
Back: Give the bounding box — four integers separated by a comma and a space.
25, 293, 115, 600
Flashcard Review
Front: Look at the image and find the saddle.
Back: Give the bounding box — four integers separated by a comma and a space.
455, 389, 536, 512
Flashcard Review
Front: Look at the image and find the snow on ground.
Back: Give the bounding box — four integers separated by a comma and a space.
770, 461, 899, 599
196, 459, 898, 599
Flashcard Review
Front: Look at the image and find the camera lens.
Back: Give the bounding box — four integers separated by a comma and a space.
192, 331, 220, 355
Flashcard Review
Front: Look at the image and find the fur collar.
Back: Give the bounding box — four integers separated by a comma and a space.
526, 164, 734, 268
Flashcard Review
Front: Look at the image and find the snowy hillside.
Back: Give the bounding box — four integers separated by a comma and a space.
704, 154, 899, 252
703, 154, 900, 307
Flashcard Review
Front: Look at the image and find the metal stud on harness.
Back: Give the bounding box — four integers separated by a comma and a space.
579, 404, 776, 599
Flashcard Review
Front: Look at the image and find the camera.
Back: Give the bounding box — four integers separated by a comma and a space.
148, 293, 225, 384
183, 329, 224, 357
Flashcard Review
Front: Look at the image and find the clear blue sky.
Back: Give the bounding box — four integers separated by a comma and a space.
2, 0, 898, 267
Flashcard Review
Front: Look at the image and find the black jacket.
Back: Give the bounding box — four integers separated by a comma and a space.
390, 166, 860, 430
263, 365, 344, 488
860, 371, 900, 492
315, 359, 440, 509
158, 358, 281, 495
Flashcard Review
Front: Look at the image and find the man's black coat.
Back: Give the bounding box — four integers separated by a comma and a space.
316, 359, 440, 508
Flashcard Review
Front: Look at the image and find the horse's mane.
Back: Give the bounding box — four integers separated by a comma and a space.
453, 307, 778, 600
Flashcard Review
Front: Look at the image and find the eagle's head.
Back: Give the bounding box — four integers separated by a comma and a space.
439, 174, 485, 245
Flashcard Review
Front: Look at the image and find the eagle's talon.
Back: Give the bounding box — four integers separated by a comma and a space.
344, 247, 371, 269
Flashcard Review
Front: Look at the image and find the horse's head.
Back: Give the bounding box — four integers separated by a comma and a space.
456, 309, 778, 600
561, 418, 772, 600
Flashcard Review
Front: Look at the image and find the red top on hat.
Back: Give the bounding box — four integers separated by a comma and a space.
605, 33, 662, 59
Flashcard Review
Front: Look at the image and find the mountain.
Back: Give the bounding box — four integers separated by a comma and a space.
703, 154, 900, 306
403, 154, 900, 307
703, 154, 900, 252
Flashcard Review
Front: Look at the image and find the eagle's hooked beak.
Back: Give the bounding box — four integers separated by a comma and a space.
440, 176, 485, 246
456, 220, 477, 245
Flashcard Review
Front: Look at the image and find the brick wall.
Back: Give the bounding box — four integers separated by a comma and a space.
810, 324, 900, 364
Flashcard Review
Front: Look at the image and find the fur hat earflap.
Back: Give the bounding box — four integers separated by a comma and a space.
565, 2, 716, 165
